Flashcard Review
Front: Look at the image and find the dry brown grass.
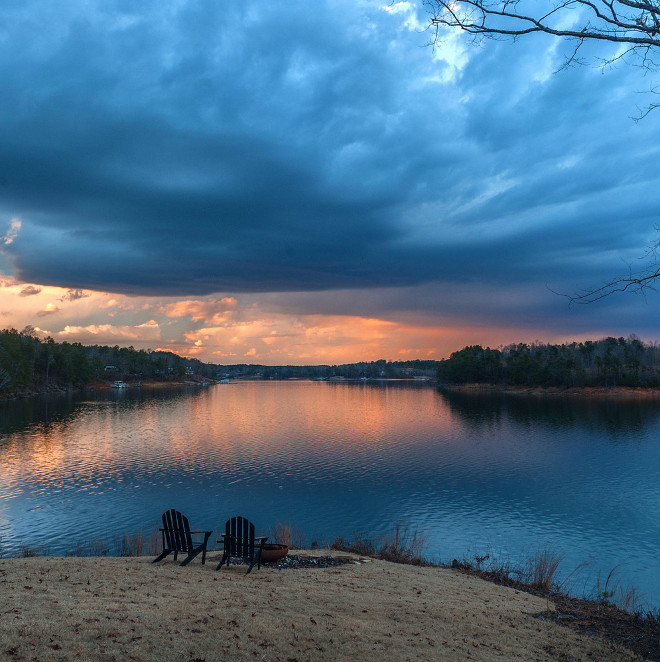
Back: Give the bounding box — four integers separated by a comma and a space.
0, 555, 645, 662
617, 586, 647, 614
527, 547, 563, 591
268, 521, 305, 548
19, 544, 47, 558
451, 555, 660, 661
331, 523, 428, 565
595, 567, 649, 614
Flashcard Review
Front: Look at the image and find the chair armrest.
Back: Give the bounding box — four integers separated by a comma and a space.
217, 534, 269, 547
162, 528, 211, 541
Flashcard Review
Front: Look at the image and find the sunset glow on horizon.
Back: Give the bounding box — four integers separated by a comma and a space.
0, 275, 648, 365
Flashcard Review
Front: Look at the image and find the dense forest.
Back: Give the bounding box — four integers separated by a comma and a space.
436, 336, 660, 388
0, 327, 217, 394
0, 327, 438, 396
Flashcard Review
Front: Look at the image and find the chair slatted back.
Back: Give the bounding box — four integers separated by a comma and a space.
162, 508, 193, 553
225, 516, 255, 559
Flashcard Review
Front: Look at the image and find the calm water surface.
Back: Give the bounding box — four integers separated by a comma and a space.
1, 381, 659, 607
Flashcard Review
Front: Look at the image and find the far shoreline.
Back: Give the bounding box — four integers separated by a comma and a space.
0, 378, 214, 402
7, 378, 660, 402
1, 377, 438, 402
438, 383, 660, 398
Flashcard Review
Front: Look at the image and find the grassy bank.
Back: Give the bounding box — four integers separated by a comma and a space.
328, 529, 659, 661
3, 524, 658, 661
0, 555, 647, 662
442, 549, 660, 662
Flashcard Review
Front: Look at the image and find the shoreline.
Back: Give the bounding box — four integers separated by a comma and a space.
7, 380, 660, 403
439, 383, 660, 398
0, 553, 651, 661
0, 379, 210, 402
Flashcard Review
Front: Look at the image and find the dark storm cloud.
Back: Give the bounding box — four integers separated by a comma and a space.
19, 285, 41, 297
59, 289, 89, 301
1, 0, 660, 328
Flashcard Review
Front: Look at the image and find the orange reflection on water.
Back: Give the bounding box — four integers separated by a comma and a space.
0, 382, 464, 505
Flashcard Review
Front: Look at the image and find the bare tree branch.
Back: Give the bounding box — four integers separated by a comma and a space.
427, 0, 660, 303
427, 0, 660, 114
427, 0, 660, 65
561, 267, 659, 303
555, 231, 660, 304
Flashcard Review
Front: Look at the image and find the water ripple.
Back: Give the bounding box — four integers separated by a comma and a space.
1, 382, 659, 606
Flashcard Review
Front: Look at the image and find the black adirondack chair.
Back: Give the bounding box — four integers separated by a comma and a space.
152, 509, 212, 566
216, 516, 268, 574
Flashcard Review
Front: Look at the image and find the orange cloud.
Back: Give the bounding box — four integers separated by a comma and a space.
36, 303, 59, 317
162, 298, 239, 323
175, 315, 446, 364
56, 321, 161, 344
99, 298, 132, 310
0, 276, 621, 365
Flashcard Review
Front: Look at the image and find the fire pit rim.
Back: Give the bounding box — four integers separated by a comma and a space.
261, 543, 289, 562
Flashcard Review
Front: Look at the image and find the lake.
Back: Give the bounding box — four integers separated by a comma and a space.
1, 381, 659, 608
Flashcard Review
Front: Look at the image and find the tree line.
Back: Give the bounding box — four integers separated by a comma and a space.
4, 326, 660, 395
0, 327, 216, 394
231, 359, 438, 381
437, 336, 660, 388
0, 327, 439, 396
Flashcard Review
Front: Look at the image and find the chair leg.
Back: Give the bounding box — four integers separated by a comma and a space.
247, 549, 262, 574
152, 549, 172, 564
180, 548, 202, 567
215, 553, 229, 571
201, 533, 211, 565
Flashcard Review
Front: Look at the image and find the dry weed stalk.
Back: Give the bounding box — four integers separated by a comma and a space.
269, 521, 305, 549
617, 585, 646, 613
331, 523, 428, 565
380, 523, 428, 564
113, 529, 148, 557
527, 547, 563, 591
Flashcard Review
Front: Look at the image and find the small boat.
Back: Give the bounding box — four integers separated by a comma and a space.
112, 380, 128, 389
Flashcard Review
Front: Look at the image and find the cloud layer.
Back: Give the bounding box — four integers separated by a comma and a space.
1, 0, 660, 360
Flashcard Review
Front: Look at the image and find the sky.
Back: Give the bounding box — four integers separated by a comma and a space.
1, 0, 660, 365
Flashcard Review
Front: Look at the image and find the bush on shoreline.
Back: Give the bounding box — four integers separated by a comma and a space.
331, 523, 428, 566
